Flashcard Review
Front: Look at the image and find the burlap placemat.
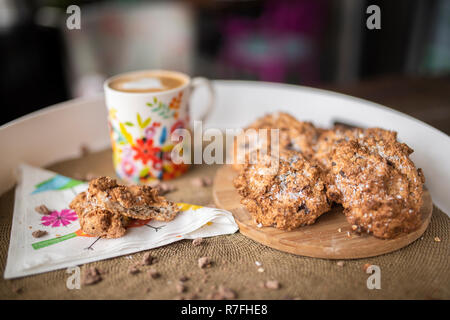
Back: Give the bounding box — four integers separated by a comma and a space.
0, 150, 448, 299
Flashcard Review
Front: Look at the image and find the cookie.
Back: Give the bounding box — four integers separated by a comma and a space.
326, 128, 425, 238
313, 126, 362, 171
232, 112, 321, 171
69, 191, 127, 238
87, 177, 179, 221
234, 150, 330, 230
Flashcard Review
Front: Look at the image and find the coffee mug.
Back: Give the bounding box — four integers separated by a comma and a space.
104, 70, 214, 183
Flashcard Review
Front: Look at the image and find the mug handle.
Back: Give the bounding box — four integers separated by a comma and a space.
190, 77, 215, 122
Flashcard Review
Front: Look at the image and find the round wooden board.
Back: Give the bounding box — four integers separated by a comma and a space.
213, 165, 433, 259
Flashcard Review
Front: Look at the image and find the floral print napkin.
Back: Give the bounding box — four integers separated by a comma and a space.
4, 164, 238, 279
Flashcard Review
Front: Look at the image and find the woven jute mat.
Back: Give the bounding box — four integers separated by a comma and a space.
0, 150, 448, 299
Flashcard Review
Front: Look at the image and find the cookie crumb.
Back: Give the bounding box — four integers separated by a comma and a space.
346, 231, 351, 238
12, 286, 23, 294
32, 230, 47, 238
257, 223, 263, 228
192, 238, 204, 246
80, 144, 90, 156
337, 228, 342, 232
155, 183, 177, 195
218, 286, 237, 299
202, 176, 212, 186
141, 252, 155, 265
264, 280, 280, 290
185, 293, 199, 300
85, 172, 97, 181
198, 257, 211, 268
255, 261, 262, 266
363, 263, 372, 272
257, 267, 264, 273
82, 266, 102, 285
207, 286, 237, 300
336, 261, 345, 267
191, 177, 212, 187
128, 265, 140, 275
35, 205, 51, 215
434, 236, 441, 242
176, 282, 186, 293
149, 269, 160, 279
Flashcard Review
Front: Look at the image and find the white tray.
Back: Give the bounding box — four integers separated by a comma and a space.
1, 80, 449, 215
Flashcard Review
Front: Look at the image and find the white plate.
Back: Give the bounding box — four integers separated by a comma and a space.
1, 80, 449, 215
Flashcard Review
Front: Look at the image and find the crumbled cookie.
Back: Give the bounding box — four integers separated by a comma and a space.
234, 150, 330, 230
232, 112, 321, 171
326, 129, 424, 239
70, 193, 127, 239
35, 205, 51, 215
82, 266, 102, 285
32, 230, 47, 238
87, 177, 179, 221
198, 257, 211, 268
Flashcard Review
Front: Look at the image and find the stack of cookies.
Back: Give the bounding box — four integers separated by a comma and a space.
232, 112, 425, 239
70, 177, 179, 238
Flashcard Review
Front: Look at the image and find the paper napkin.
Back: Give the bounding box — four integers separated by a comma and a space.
4, 164, 238, 279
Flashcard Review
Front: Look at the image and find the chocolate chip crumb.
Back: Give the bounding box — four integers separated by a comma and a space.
192, 238, 204, 246
149, 269, 160, 279
35, 205, 51, 215
82, 266, 102, 285
179, 275, 189, 282
265, 280, 280, 290
141, 252, 155, 266
32, 230, 47, 238
198, 257, 211, 268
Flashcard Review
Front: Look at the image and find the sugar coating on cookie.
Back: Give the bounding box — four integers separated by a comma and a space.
232, 112, 321, 171
326, 128, 425, 239
87, 177, 179, 221
234, 150, 330, 230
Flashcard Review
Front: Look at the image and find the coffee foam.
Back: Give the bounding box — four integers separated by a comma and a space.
121, 77, 165, 90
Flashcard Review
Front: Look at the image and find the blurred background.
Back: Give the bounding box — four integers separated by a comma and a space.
0, 0, 449, 133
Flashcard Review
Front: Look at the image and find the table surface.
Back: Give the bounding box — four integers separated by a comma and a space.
0, 75, 449, 299
0, 149, 448, 300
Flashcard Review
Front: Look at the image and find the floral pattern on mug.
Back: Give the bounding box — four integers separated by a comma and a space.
108, 94, 190, 183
